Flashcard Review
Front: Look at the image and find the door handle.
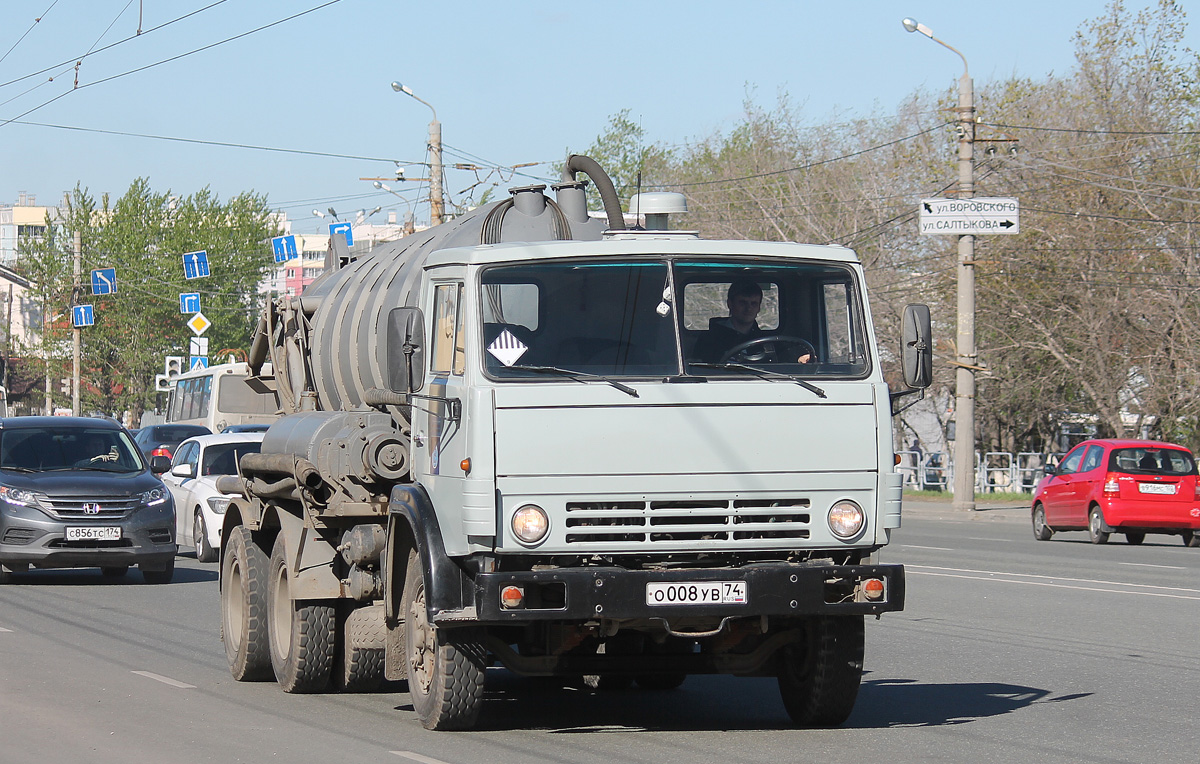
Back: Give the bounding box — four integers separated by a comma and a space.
413, 434, 426, 447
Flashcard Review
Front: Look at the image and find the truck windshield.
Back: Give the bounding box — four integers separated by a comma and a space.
480, 258, 870, 379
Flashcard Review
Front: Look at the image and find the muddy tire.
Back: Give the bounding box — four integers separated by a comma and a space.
267, 534, 334, 693
778, 615, 864, 727
221, 526, 272, 681
403, 551, 486, 729
335, 604, 386, 693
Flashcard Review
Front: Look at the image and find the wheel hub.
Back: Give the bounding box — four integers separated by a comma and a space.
408, 585, 434, 694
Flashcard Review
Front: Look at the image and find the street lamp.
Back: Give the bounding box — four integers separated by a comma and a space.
903, 17, 977, 513
391, 80, 444, 225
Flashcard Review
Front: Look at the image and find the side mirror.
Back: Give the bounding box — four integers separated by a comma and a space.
150, 455, 172, 474
170, 463, 195, 479
901, 303, 933, 389
386, 306, 425, 393
1043, 463, 1057, 476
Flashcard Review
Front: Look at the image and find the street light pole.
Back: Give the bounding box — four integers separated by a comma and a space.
72, 229, 82, 417
903, 17, 977, 512
391, 81, 444, 225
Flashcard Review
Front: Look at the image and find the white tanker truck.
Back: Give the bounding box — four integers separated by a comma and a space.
217, 155, 932, 730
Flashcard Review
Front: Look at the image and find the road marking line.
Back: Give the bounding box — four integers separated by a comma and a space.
131, 671, 195, 689
908, 571, 1200, 601
1118, 562, 1185, 570
0, 626, 12, 633
967, 537, 1013, 542
391, 753, 453, 764
902, 545, 953, 551
909, 564, 1200, 594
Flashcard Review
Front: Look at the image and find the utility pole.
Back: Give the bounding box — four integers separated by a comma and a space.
72, 229, 81, 417
903, 18, 976, 511
391, 81, 444, 225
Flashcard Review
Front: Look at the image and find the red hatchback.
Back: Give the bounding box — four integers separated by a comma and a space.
1032, 439, 1200, 546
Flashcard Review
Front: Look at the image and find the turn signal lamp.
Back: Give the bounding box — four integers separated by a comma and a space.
1103, 473, 1120, 497
500, 585, 524, 609
862, 578, 885, 601
460, 458, 471, 475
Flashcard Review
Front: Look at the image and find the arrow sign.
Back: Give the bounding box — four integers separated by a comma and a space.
183, 250, 210, 279
272, 234, 299, 262
72, 304, 94, 327
329, 222, 353, 247
179, 292, 201, 314
90, 268, 116, 296
919, 197, 1020, 235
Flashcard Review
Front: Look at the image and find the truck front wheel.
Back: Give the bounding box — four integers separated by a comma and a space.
403, 550, 486, 730
267, 534, 335, 693
777, 615, 864, 727
221, 526, 272, 681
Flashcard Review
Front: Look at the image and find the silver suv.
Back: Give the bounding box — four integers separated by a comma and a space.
0, 417, 177, 583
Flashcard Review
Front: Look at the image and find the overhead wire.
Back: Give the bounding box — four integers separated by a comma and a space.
0, 0, 61, 66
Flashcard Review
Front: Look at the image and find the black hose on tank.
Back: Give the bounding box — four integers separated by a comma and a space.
562, 154, 626, 230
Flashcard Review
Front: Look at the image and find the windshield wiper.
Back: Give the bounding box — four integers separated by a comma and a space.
689, 362, 827, 399
508, 365, 639, 398
0, 466, 36, 473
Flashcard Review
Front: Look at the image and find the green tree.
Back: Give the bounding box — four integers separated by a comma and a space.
17, 179, 278, 421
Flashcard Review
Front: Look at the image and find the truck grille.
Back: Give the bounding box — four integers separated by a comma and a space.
563, 498, 811, 545
40, 496, 141, 520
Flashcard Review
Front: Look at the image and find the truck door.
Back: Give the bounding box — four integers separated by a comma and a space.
413, 278, 470, 515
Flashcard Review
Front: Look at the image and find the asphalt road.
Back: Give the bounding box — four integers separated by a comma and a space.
1, 504, 1197, 764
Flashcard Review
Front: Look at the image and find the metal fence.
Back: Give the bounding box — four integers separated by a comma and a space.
897, 450, 1064, 494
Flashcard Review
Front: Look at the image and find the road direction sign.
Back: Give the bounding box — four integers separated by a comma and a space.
91, 268, 116, 295
189, 337, 209, 356
272, 234, 299, 262
329, 222, 353, 247
183, 250, 210, 279
189, 356, 209, 371
179, 292, 201, 314
187, 312, 211, 335
919, 197, 1019, 235
72, 304, 94, 327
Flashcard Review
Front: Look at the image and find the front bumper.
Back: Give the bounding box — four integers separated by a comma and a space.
472, 562, 904, 623
0, 501, 177, 570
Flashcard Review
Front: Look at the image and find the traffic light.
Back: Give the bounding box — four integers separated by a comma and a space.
164, 356, 183, 378
154, 374, 172, 392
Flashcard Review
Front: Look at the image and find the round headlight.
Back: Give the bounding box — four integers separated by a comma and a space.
828, 500, 865, 539
511, 504, 549, 545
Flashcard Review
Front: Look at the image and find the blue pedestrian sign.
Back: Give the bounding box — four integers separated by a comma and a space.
90, 268, 116, 296
329, 222, 353, 247
72, 304, 94, 327
179, 292, 201, 314
272, 234, 299, 263
189, 356, 209, 371
183, 250, 210, 279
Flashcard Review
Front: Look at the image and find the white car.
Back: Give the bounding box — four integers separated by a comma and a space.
158, 433, 264, 562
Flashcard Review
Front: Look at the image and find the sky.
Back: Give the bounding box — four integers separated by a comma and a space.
1, 0, 1195, 234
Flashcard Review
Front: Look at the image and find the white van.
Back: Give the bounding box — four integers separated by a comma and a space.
166, 362, 278, 433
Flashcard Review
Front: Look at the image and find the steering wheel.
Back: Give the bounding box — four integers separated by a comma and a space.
720, 335, 817, 364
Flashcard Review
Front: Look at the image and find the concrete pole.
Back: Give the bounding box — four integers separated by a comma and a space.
72, 229, 81, 417
428, 118, 444, 225
952, 71, 977, 513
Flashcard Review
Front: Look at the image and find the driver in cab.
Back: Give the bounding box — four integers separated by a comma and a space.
691, 279, 813, 364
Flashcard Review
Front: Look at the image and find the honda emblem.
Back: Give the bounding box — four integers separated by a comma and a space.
82, 503, 101, 515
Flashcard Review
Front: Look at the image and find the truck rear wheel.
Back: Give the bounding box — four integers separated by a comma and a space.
222, 526, 272, 680
777, 615, 864, 727
403, 550, 486, 730
267, 534, 334, 693
335, 604, 386, 693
